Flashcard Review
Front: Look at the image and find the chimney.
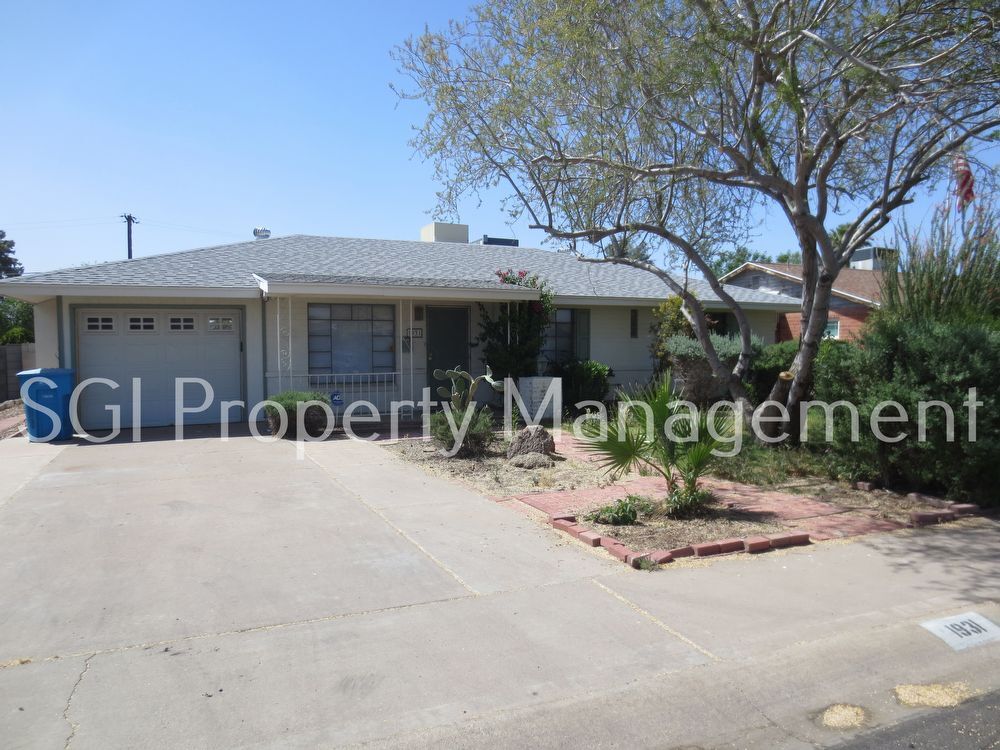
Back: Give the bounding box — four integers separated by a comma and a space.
420, 222, 469, 243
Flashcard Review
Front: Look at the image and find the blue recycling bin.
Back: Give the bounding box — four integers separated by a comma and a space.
16, 368, 76, 442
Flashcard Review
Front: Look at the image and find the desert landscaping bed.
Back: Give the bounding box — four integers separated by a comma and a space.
582, 502, 786, 553
385, 437, 616, 496
385, 432, 976, 568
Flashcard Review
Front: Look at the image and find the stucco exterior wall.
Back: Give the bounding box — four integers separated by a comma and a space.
31, 298, 60, 369
35, 293, 785, 419
588, 305, 657, 388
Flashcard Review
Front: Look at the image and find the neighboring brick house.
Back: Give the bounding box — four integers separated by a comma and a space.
720, 261, 883, 341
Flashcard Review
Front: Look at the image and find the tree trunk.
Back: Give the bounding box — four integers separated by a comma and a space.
766, 270, 836, 435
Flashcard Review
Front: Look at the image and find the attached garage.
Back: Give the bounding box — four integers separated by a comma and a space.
75, 308, 244, 429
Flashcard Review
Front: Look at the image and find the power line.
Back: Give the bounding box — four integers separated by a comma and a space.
2, 217, 120, 228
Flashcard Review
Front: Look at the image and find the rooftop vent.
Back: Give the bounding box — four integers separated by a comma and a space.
253, 227, 271, 239
473, 235, 519, 247
420, 222, 469, 244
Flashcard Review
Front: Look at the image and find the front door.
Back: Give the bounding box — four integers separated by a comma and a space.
426, 307, 471, 395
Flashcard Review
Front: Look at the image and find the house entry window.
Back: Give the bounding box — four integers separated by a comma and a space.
308, 303, 395, 374
823, 320, 841, 339
541, 308, 590, 365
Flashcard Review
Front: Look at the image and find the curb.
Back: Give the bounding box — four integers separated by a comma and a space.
547, 515, 812, 569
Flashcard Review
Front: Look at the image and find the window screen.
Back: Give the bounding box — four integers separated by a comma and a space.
308, 303, 396, 374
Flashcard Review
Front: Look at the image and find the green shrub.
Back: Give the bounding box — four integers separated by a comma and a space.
664, 331, 762, 361
747, 338, 853, 404
664, 487, 714, 518
429, 405, 496, 457
551, 359, 613, 410
747, 340, 798, 402
585, 494, 651, 525
582, 373, 728, 503
0, 325, 32, 344
819, 318, 999, 503
264, 391, 332, 438
664, 333, 764, 404
650, 297, 694, 372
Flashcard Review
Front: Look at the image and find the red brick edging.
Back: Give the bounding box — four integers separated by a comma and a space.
548, 514, 811, 569
906, 494, 981, 527
550, 494, 986, 568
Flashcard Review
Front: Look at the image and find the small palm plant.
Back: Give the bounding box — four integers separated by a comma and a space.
580, 374, 729, 516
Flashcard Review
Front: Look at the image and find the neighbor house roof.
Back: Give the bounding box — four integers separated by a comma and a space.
0, 234, 801, 310
721, 261, 883, 306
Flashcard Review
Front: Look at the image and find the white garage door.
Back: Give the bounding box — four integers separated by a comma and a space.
76, 309, 243, 429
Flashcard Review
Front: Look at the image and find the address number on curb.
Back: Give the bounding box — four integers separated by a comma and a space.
921, 612, 1000, 651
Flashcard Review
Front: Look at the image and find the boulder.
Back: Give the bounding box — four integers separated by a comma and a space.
506, 424, 555, 459
509, 452, 555, 469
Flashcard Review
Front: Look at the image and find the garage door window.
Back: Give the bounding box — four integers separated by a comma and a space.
169, 316, 197, 332
128, 316, 156, 332
207, 316, 235, 332
85, 316, 115, 332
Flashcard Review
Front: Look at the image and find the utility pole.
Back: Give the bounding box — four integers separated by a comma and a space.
121, 213, 139, 259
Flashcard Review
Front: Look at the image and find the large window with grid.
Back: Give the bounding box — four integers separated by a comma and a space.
307, 303, 396, 374
541, 308, 590, 365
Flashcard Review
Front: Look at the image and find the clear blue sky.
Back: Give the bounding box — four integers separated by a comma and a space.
1, 1, 992, 274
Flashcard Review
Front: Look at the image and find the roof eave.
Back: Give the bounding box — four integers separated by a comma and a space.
553, 293, 800, 311
0, 282, 259, 302
719, 262, 879, 307
256, 278, 540, 301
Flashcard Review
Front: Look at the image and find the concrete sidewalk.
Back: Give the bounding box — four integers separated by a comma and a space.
0, 434, 997, 748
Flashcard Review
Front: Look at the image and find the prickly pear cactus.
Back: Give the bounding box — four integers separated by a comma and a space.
432, 365, 504, 411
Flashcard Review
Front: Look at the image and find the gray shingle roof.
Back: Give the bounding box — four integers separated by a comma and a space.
0, 234, 800, 308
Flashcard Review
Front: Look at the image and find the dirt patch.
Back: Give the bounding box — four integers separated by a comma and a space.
817, 703, 867, 729
772, 478, 927, 523
0, 399, 24, 440
894, 682, 977, 708
384, 438, 617, 496
584, 503, 785, 552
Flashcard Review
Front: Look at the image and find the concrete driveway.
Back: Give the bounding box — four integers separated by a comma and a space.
1, 432, 998, 749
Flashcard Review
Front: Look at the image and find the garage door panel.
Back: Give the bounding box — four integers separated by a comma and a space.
77, 309, 243, 430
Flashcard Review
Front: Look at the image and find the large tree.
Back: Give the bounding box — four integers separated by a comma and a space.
0, 230, 22, 279
395, 0, 999, 423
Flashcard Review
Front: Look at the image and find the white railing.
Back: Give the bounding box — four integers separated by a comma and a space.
266, 372, 402, 416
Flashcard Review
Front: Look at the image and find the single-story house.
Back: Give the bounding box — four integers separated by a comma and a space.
0, 223, 800, 429
721, 261, 883, 341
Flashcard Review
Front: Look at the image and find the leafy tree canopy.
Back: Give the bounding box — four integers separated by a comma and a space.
396, 0, 1000, 418
709, 246, 772, 278
0, 230, 23, 279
